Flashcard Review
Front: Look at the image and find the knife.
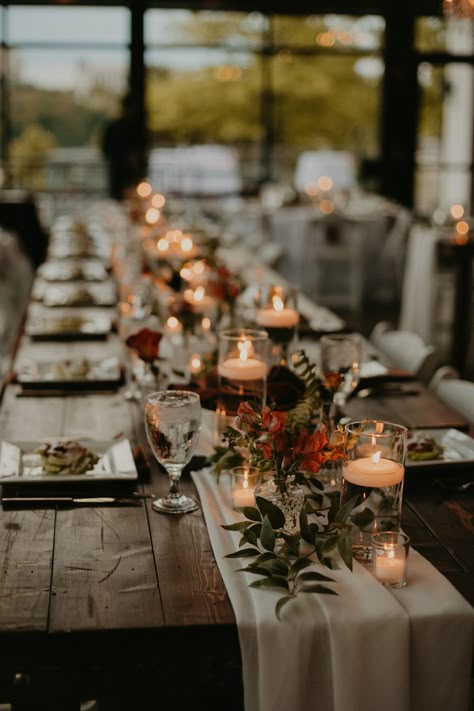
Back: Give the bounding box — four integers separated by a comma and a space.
1, 496, 151, 506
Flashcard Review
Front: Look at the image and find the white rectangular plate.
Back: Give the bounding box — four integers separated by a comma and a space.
406, 428, 474, 468
0, 439, 138, 484
39, 261, 108, 282
16, 357, 122, 390
26, 314, 112, 340
41, 283, 117, 308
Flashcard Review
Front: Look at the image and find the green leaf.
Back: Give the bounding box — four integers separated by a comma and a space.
275, 595, 293, 620
238, 564, 274, 577
299, 509, 313, 544
249, 576, 289, 591
240, 506, 262, 522
255, 552, 278, 564
350, 507, 375, 529
242, 523, 262, 547
335, 494, 362, 524
255, 496, 285, 530
300, 584, 338, 595
289, 557, 312, 577
298, 571, 335, 583
224, 548, 259, 559
256, 557, 289, 576
279, 533, 300, 557
337, 532, 353, 571
221, 521, 253, 532
327, 495, 340, 524
260, 515, 276, 552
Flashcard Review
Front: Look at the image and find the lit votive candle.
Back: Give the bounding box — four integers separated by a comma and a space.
165, 316, 182, 335
184, 286, 217, 314
218, 355, 267, 381
230, 467, 262, 510
372, 532, 410, 587
342, 454, 404, 488
256, 295, 299, 329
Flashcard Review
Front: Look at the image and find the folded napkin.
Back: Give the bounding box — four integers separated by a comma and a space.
192, 468, 473, 711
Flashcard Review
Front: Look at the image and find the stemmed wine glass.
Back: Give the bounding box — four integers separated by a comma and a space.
320, 333, 361, 409
145, 390, 202, 514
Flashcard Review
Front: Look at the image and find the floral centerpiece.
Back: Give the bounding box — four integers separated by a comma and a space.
210, 350, 359, 618
206, 261, 243, 327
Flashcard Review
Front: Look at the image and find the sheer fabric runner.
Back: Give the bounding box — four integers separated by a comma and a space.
192, 465, 473, 711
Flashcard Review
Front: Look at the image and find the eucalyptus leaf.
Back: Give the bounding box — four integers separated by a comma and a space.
275, 595, 294, 620
300, 584, 338, 595
289, 557, 312, 577
350, 507, 375, 529
298, 571, 335, 583
337, 532, 353, 571
299, 509, 313, 544
241, 506, 262, 522
335, 494, 363, 524
255, 552, 278, 564
249, 577, 289, 591
221, 521, 253, 532
224, 548, 259, 559
255, 496, 285, 529
242, 526, 259, 547
260, 515, 276, 552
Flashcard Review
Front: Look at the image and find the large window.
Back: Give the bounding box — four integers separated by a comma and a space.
144, 10, 384, 192
1, 5, 129, 191
415, 16, 474, 214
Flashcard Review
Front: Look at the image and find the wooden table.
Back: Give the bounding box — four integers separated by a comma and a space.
0, 317, 472, 710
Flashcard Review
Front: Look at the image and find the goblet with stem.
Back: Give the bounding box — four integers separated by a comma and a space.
145, 390, 202, 514
320, 333, 362, 410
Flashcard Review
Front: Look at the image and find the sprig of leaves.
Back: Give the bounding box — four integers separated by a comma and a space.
222, 493, 360, 619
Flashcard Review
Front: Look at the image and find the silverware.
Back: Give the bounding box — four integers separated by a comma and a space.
2, 494, 153, 506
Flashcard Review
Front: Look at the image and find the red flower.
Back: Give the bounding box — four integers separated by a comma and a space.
324, 371, 344, 392
293, 429, 330, 473
261, 406, 287, 434
125, 328, 163, 363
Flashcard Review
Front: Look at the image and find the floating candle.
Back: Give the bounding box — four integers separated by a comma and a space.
218, 357, 267, 381
256, 306, 299, 328
342, 457, 404, 488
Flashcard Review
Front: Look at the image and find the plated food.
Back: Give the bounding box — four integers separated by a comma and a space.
36, 441, 99, 475
0, 438, 138, 483
407, 432, 444, 461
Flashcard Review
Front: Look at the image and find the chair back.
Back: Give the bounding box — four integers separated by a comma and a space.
434, 378, 474, 424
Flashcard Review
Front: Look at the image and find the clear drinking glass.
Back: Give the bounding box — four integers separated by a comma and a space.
319, 333, 361, 407
145, 390, 202, 514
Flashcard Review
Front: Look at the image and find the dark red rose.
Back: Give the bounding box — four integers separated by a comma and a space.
125, 328, 163, 363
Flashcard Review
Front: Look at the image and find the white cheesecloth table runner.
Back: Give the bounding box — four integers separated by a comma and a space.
192, 419, 473, 711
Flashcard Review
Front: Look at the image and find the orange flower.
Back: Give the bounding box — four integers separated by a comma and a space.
125, 328, 163, 363
324, 371, 344, 391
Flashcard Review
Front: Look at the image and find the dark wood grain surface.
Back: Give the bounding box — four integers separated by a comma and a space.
0, 319, 472, 709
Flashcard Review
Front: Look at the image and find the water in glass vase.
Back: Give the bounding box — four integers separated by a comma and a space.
341, 460, 404, 562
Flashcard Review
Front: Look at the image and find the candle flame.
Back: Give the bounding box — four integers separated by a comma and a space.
238, 338, 252, 362
157, 237, 169, 252
137, 181, 152, 198
243, 477, 249, 489
146, 207, 160, 224
272, 295, 284, 312
181, 235, 194, 252
151, 193, 166, 209
167, 316, 179, 329
194, 286, 205, 302
372, 450, 381, 465
201, 316, 211, 331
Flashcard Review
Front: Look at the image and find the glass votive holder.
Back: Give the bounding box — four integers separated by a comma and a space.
340, 420, 407, 564
217, 328, 269, 423
230, 467, 263, 510
255, 284, 299, 366
372, 531, 410, 587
